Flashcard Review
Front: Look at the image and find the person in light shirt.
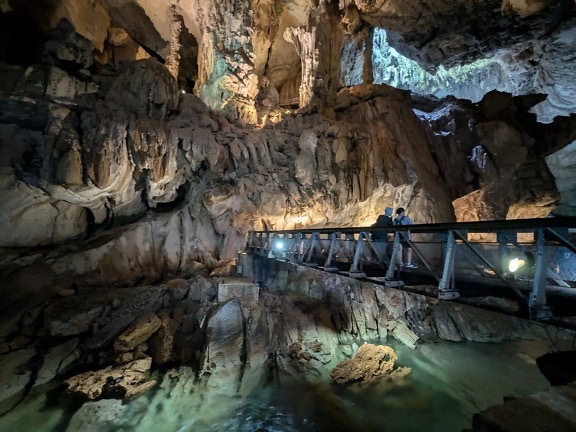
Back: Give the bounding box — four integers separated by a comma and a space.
394, 207, 417, 269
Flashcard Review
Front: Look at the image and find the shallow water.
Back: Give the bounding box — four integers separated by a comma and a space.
205, 341, 550, 432
0, 340, 550, 432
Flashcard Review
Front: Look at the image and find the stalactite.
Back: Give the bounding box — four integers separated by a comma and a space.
283, 26, 319, 110
165, 1, 183, 81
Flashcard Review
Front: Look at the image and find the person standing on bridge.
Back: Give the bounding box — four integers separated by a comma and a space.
394, 207, 417, 269
372, 207, 394, 240
371, 206, 394, 262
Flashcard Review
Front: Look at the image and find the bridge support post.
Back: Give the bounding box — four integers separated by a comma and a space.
303, 232, 321, 267
530, 229, 552, 320
386, 233, 401, 280
438, 231, 460, 300
348, 233, 367, 278
497, 231, 517, 274
287, 233, 304, 263
324, 232, 341, 272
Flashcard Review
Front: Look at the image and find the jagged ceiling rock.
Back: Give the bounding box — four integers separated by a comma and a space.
3, 0, 575, 122
345, 0, 561, 68
412, 91, 572, 220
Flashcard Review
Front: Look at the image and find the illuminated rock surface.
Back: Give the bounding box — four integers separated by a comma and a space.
1, 1, 576, 430
330, 343, 411, 384
0, 268, 572, 430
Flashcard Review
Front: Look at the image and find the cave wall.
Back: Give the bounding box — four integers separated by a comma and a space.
411, 92, 576, 220
0, 46, 455, 289
0, 0, 575, 294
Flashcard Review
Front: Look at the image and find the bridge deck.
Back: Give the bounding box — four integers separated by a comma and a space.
243, 217, 576, 325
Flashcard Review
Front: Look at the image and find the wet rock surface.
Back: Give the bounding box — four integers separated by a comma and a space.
65, 357, 155, 400
0, 268, 573, 429
473, 382, 576, 432
330, 344, 410, 384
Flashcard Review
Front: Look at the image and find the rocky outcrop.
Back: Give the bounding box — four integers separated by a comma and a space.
65, 357, 155, 400
545, 139, 576, 216
412, 92, 566, 219
3, 269, 573, 415
1, 55, 460, 292
113, 313, 162, 353
330, 343, 410, 384
473, 382, 576, 432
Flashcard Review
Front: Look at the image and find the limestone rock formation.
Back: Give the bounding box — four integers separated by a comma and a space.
1, 58, 462, 291
0, 2, 575, 429
114, 313, 162, 353
330, 343, 410, 384
3, 267, 569, 419
1, 0, 575, 295
65, 357, 155, 400
412, 92, 570, 220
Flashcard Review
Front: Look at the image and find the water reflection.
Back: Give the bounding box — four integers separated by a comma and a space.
206, 341, 549, 432
0, 340, 550, 432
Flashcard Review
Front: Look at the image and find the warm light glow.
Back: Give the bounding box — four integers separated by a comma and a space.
508, 258, 525, 273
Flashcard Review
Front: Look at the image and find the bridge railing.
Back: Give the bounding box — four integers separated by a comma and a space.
244, 217, 576, 320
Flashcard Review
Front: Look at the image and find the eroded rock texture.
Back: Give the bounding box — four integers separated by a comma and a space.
2, 267, 571, 420
1, 51, 459, 290
412, 92, 576, 220
0, 0, 575, 297
330, 344, 411, 384
3, 0, 576, 119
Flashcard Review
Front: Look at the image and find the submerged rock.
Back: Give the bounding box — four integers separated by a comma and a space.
0, 349, 36, 414
66, 399, 130, 432
473, 382, 576, 432
35, 339, 80, 386
536, 351, 576, 386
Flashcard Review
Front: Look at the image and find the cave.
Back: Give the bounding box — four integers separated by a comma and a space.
1, 0, 576, 431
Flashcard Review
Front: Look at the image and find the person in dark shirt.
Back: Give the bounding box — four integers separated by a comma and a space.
371, 207, 393, 262
372, 207, 393, 241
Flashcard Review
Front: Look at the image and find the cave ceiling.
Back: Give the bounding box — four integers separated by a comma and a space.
2, 0, 575, 121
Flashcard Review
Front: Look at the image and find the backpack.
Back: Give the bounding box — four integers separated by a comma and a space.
394, 215, 406, 226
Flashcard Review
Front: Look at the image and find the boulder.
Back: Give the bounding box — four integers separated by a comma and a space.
35, 338, 80, 386
150, 316, 179, 365
114, 314, 162, 353
330, 344, 410, 384
65, 357, 155, 400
